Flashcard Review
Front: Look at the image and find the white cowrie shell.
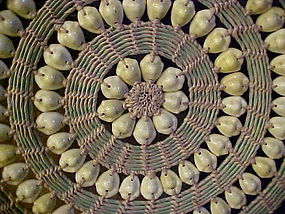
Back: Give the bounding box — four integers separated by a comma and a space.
0, 105, 7, 121
140, 54, 164, 82
265, 29, 285, 54
0, 85, 6, 101
268, 117, 285, 140
75, 160, 100, 187
225, 186, 247, 209
123, 0, 146, 22
101, 76, 128, 99
221, 72, 249, 96
57, 21, 85, 50
222, 96, 247, 117
152, 109, 177, 135
178, 160, 199, 185
210, 197, 231, 214
119, 174, 140, 201
141, 173, 163, 200
7, 0, 36, 19
32, 193, 56, 214
0, 10, 23, 36
160, 169, 182, 195
270, 55, 285, 75
59, 149, 87, 173
157, 67, 185, 92
52, 205, 74, 214
112, 113, 136, 139
0, 144, 17, 167
256, 7, 285, 32
35, 66, 65, 90
163, 91, 189, 114
262, 137, 284, 159
99, 0, 124, 27
245, 0, 272, 14
204, 28, 231, 53
215, 48, 244, 73
273, 76, 285, 96
16, 179, 42, 203
43, 44, 73, 71
216, 116, 242, 137
34, 90, 62, 112
133, 117, 156, 145
239, 173, 261, 195
0, 33, 14, 58
206, 134, 232, 156
95, 169, 120, 198
97, 100, 124, 122
252, 156, 276, 178
147, 0, 171, 21
0, 60, 9, 79
194, 149, 217, 173
193, 207, 210, 214
116, 58, 141, 86
272, 97, 285, 116
2, 162, 29, 185
36, 112, 65, 135
78, 6, 104, 34
47, 132, 74, 155
189, 9, 215, 37
171, 0, 195, 28
0, 123, 10, 142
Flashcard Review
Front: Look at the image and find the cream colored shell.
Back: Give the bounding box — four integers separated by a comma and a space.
47, 132, 74, 155
0, 144, 17, 167
35, 66, 65, 90
194, 149, 217, 173
252, 156, 276, 178
119, 174, 140, 201
95, 169, 120, 198
225, 186, 246, 209
34, 90, 62, 112
270, 55, 285, 75
2, 162, 28, 185
140, 54, 164, 82
78, 6, 104, 34
0, 33, 14, 58
59, 149, 87, 173
178, 160, 199, 185
133, 117, 156, 145
239, 173, 261, 195
43, 44, 73, 71
101, 76, 128, 99
204, 28, 231, 53
140, 173, 163, 200
0, 105, 7, 121
221, 72, 249, 96
268, 117, 285, 140
112, 113, 136, 139
262, 137, 285, 159
32, 193, 56, 214
215, 48, 244, 73
99, 0, 124, 27
193, 207, 210, 214
216, 116, 242, 137
160, 169, 182, 195
0, 10, 23, 36
256, 7, 285, 32
210, 197, 231, 214
245, 0, 272, 14
152, 109, 177, 134
273, 76, 285, 96
75, 160, 100, 187
52, 205, 74, 214
265, 29, 285, 54
157, 67, 185, 92
97, 100, 124, 122
205, 134, 232, 156
116, 58, 141, 86
122, 0, 146, 22
272, 97, 285, 116
163, 91, 189, 114
171, 0, 195, 28
16, 179, 42, 203
0, 123, 10, 142
0, 60, 9, 79
0, 85, 6, 101
222, 96, 247, 117
189, 9, 215, 37
7, 0, 36, 19
57, 21, 85, 50
147, 0, 171, 21
36, 112, 64, 135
